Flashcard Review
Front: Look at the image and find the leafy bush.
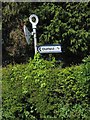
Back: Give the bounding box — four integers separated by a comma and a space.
2, 54, 90, 119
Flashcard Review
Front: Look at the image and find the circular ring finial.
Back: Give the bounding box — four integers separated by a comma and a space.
29, 14, 39, 26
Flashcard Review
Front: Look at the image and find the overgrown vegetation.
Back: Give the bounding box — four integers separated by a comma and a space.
2, 2, 90, 66
2, 2, 90, 119
2, 54, 90, 119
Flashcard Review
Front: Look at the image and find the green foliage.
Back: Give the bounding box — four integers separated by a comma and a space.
2, 55, 90, 119
2, 2, 90, 65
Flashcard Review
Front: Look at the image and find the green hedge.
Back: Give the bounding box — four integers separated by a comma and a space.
2, 54, 90, 119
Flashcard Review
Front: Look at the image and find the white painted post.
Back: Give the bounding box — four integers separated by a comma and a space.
29, 14, 39, 54
33, 28, 37, 54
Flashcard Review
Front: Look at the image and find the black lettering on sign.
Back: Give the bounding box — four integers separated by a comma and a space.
42, 47, 54, 50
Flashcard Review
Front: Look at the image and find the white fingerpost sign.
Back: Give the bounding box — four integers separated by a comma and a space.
37, 45, 62, 54
23, 25, 32, 45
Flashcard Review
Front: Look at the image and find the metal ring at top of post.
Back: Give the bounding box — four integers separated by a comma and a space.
29, 14, 39, 29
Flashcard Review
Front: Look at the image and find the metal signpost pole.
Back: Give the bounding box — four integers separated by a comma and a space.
33, 28, 37, 54
24, 14, 39, 54
29, 14, 39, 54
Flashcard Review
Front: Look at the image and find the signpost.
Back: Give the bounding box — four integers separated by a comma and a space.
23, 14, 39, 54
37, 45, 62, 54
23, 14, 62, 54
